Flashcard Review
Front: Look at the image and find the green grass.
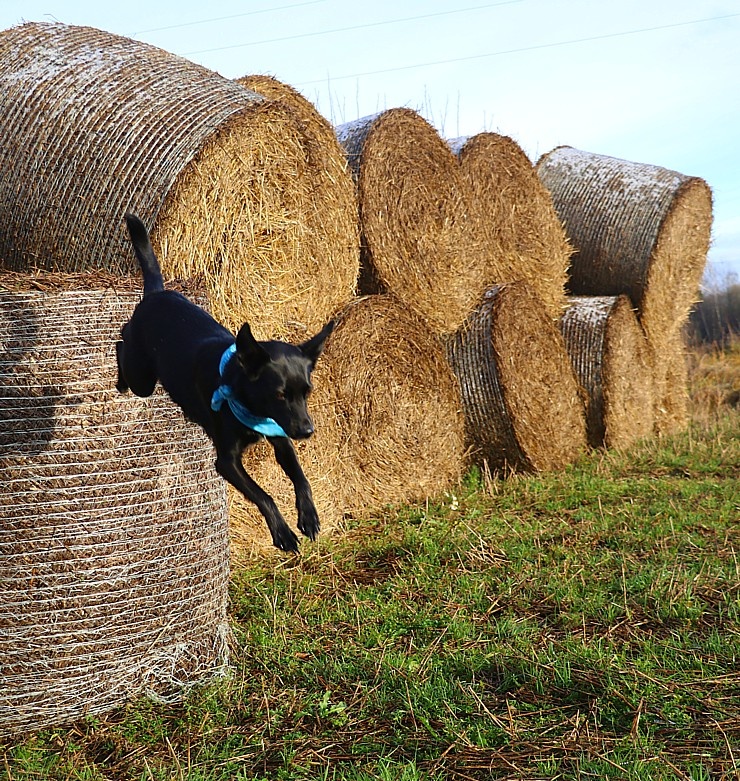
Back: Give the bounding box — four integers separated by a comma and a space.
2, 411, 739, 780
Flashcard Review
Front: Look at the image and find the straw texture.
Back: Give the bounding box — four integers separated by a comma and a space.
0, 22, 356, 340
229, 295, 466, 557
449, 133, 571, 320
560, 296, 655, 449
653, 332, 690, 437
445, 283, 587, 472
536, 146, 713, 350
0, 276, 230, 737
336, 109, 489, 335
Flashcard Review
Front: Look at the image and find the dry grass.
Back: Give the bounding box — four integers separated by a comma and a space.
687, 334, 740, 422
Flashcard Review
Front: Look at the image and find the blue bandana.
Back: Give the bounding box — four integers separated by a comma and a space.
210, 343, 288, 438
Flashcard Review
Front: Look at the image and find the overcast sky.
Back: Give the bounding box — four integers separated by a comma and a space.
2, 0, 738, 287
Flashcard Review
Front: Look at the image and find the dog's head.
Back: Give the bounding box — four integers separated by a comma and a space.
224, 320, 335, 440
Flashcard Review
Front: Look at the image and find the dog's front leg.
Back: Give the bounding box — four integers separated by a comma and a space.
214, 447, 300, 553
269, 437, 320, 541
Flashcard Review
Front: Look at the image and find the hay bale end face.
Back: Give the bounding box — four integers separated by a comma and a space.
449, 133, 571, 320
536, 146, 713, 350
445, 282, 587, 473
336, 109, 489, 335
229, 294, 466, 558
0, 275, 230, 736
652, 332, 691, 437
560, 295, 655, 449
234, 74, 360, 330
0, 22, 357, 340
323, 295, 466, 511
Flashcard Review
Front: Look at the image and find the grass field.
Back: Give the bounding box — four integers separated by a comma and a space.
2, 343, 739, 781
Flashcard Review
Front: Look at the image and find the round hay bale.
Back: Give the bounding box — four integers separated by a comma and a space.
236, 73, 359, 251
0, 22, 358, 340
335, 109, 489, 335
445, 282, 588, 472
653, 332, 690, 437
560, 295, 655, 449
0, 274, 230, 737
536, 146, 713, 350
229, 295, 466, 558
448, 133, 571, 320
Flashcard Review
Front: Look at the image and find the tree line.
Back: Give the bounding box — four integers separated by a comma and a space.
688, 282, 740, 345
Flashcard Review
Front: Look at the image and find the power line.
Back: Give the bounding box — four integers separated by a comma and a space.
131, 0, 326, 36
181, 0, 523, 56
294, 12, 740, 86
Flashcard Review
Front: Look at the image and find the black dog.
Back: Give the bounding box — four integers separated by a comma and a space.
116, 213, 334, 553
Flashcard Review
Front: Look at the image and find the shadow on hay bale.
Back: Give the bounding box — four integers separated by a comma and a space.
444, 282, 587, 473
560, 296, 655, 449
0, 22, 358, 341
335, 109, 489, 335
448, 132, 572, 321
229, 295, 466, 559
535, 146, 713, 351
0, 274, 230, 737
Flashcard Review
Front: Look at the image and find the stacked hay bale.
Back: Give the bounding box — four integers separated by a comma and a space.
445, 282, 587, 472
560, 296, 655, 449
335, 111, 588, 478
537, 147, 713, 435
0, 275, 229, 736
449, 133, 571, 320
233, 74, 361, 337
336, 108, 490, 335
230, 295, 467, 557
0, 22, 358, 340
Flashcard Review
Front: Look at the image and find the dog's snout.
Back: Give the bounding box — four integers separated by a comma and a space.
292, 418, 314, 440
295, 423, 314, 440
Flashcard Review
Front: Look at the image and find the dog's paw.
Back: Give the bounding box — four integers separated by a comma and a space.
297, 502, 320, 542
272, 525, 300, 554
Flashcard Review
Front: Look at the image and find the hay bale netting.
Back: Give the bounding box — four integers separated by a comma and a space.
229, 295, 467, 558
560, 296, 655, 449
335, 109, 489, 335
0, 274, 230, 737
536, 146, 713, 350
0, 22, 358, 340
448, 133, 571, 320
445, 282, 587, 473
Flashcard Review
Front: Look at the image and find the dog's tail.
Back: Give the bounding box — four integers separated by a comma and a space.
125, 213, 165, 296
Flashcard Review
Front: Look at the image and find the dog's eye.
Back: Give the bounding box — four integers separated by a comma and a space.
276, 390, 286, 401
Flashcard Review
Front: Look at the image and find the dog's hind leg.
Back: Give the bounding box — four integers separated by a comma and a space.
115, 338, 157, 397
270, 437, 320, 541
214, 441, 300, 553
115, 341, 129, 393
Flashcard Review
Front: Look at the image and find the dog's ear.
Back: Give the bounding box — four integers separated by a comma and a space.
299, 319, 335, 368
235, 322, 270, 378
